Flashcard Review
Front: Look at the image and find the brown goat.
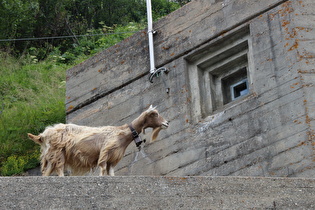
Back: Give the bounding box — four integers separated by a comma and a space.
27, 105, 169, 176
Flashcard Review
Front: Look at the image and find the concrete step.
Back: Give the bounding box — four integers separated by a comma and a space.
1, 176, 315, 209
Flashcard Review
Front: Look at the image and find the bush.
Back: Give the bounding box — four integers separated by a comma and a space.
1, 149, 40, 176
0, 23, 140, 175
0, 52, 67, 175
0, 1, 184, 175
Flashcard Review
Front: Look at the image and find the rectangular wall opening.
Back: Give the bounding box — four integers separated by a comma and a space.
186, 26, 253, 121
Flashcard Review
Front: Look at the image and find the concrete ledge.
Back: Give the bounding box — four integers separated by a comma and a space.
1, 176, 315, 209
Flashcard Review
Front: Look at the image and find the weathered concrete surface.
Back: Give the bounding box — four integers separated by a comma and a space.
66, 0, 289, 113
1, 176, 315, 209
66, 0, 315, 178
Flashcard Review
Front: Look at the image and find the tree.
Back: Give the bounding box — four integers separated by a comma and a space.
0, 0, 182, 56
0, 0, 39, 52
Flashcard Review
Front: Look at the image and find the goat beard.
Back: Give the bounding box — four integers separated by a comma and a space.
151, 127, 162, 142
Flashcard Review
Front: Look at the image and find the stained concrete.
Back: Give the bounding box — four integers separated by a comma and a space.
6, 1, 315, 209
1, 176, 315, 209
65, 0, 315, 178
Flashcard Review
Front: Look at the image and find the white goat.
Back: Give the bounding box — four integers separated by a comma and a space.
27, 105, 169, 176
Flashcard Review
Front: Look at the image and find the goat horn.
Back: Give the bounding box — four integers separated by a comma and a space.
147, 105, 157, 113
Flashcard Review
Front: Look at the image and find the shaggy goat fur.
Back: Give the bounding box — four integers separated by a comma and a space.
28, 106, 169, 176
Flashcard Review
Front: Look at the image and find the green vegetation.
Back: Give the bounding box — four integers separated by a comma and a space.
0, 0, 183, 57
0, 52, 68, 175
0, 23, 145, 176
0, 0, 188, 176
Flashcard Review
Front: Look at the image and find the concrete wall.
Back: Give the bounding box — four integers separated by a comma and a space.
66, 0, 315, 177
1, 176, 315, 209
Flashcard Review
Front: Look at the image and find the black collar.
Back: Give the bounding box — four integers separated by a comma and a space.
128, 124, 146, 147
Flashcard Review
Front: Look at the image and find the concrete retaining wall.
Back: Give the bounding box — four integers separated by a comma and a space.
66, 0, 315, 177
1, 176, 315, 209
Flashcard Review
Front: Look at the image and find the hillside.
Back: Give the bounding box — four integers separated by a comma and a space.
0, 23, 144, 176
0, 52, 68, 175
0, 0, 187, 176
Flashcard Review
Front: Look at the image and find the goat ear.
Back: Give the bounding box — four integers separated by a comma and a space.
151, 127, 162, 142
27, 133, 42, 144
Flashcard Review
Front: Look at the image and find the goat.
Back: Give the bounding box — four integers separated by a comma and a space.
27, 105, 169, 176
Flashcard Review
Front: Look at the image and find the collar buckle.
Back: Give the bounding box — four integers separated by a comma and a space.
128, 125, 146, 148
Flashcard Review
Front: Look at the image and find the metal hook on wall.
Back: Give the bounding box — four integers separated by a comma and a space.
149, 67, 170, 93
146, 0, 170, 93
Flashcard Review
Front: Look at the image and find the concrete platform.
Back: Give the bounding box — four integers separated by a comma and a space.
1, 176, 315, 209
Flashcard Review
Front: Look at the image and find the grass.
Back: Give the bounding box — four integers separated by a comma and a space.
0, 22, 146, 176
0, 53, 68, 175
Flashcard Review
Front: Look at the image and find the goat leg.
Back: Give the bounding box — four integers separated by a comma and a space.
106, 163, 115, 176
56, 153, 65, 176
42, 162, 53, 176
99, 161, 107, 176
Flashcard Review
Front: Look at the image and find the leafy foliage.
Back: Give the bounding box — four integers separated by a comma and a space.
0, 22, 145, 176
0, 52, 67, 175
0, 0, 181, 56
0, 0, 186, 176
1, 149, 40, 176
